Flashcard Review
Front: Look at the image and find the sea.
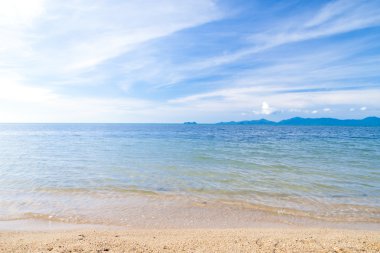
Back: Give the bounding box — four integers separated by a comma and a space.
0, 124, 379, 226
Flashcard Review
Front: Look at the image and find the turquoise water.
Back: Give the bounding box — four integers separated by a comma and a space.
0, 124, 379, 224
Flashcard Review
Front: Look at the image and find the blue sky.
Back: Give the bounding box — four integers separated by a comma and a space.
0, 0, 379, 122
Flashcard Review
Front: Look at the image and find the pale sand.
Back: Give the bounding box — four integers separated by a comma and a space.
1, 228, 379, 252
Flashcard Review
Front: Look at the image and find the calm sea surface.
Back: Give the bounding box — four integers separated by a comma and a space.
0, 124, 379, 224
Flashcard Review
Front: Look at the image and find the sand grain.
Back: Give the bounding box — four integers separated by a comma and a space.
1, 228, 379, 252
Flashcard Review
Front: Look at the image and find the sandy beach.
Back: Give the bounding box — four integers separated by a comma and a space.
0, 196, 379, 252
1, 228, 379, 252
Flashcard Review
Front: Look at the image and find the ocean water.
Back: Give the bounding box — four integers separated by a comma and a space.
0, 124, 379, 225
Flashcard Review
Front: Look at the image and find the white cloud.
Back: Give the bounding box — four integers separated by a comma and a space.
53, 0, 223, 73
0, 71, 56, 103
169, 86, 274, 104
0, 69, 155, 122
183, 0, 380, 72
0, 0, 44, 27
0, 0, 223, 82
117, 0, 380, 95
304, 0, 357, 28
0, 0, 44, 59
0, 0, 225, 122
0, 0, 378, 122
259, 101, 274, 115
168, 86, 380, 119
0, 0, 44, 29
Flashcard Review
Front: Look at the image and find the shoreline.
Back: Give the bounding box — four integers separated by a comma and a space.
2, 197, 379, 252
1, 194, 379, 231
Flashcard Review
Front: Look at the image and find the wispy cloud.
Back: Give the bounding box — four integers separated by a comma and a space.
0, 0, 379, 122
192, 0, 380, 70
0, 0, 224, 122
113, 0, 380, 102
0, 0, 223, 81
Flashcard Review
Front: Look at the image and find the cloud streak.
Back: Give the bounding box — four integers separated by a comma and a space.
0, 0, 379, 122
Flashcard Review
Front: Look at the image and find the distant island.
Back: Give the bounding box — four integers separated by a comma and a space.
184, 121, 197, 125
217, 117, 380, 126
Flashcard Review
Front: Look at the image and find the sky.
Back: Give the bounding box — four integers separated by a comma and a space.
0, 0, 380, 123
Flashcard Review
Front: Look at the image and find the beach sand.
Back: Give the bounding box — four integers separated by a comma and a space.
1, 228, 379, 253
1, 197, 379, 252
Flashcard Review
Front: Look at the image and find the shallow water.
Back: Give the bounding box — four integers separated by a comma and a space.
0, 124, 379, 225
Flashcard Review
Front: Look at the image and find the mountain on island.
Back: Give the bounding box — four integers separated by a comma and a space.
217, 117, 380, 126
217, 119, 275, 125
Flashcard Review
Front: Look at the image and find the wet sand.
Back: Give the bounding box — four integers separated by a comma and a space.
1, 228, 379, 252
1, 197, 380, 252
1, 196, 379, 252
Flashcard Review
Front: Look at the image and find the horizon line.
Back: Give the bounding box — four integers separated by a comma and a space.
0, 116, 379, 125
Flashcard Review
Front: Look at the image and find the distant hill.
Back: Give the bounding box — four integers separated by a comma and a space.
217, 117, 380, 126
217, 119, 275, 125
